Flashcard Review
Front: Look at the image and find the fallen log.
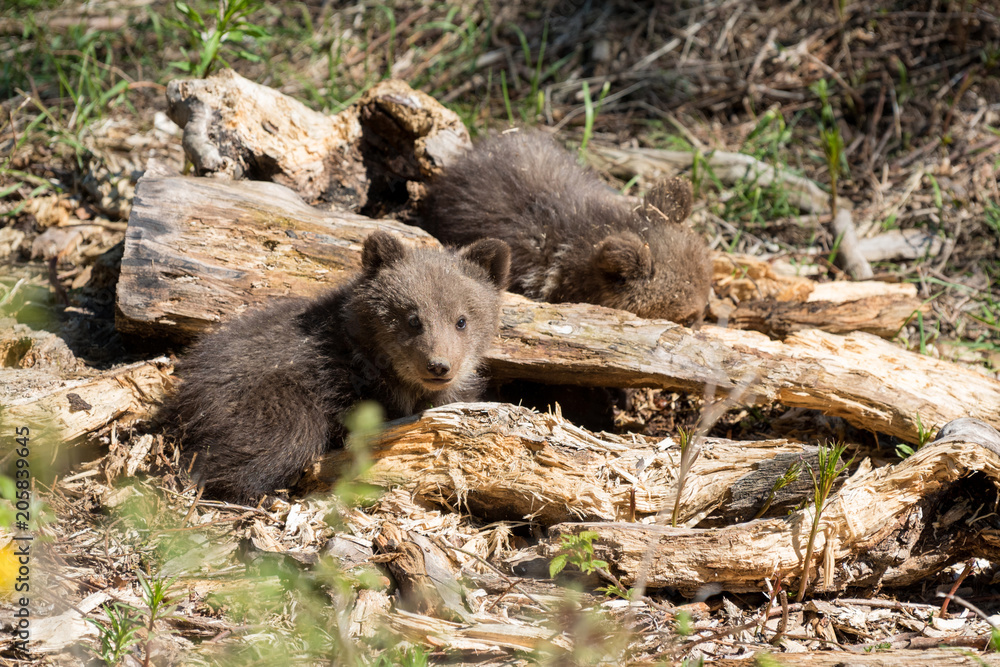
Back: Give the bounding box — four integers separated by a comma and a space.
725, 294, 924, 338
314, 402, 819, 527
166, 69, 470, 210
545, 420, 1000, 595
115, 175, 436, 341
712, 255, 927, 338
0, 358, 173, 446
488, 298, 1000, 443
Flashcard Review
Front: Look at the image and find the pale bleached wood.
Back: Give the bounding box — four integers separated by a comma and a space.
713, 253, 815, 302
764, 650, 1000, 666
727, 294, 925, 338
546, 438, 1000, 594
807, 280, 917, 302
314, 402, 812, 527
1, 358, 173, 444
167, 70, 470, 208
115, 175, 436, 341
714, 255, 925, 338
489, 297, 1000, 443
389, 608, 571, 652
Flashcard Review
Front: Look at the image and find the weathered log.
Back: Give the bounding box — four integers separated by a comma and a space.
166, 69, 470, 210
489, 298, 1000, 443
115, 175, 436, 341
713, 255, 927, 338
0, 358, 173, 445
115, 175, 1000, 443
389, 608, 571, 653
314, 402, 817, 527
726, 294, 924, 338
762, 650, 1000, 666
545, 422, 1000, 594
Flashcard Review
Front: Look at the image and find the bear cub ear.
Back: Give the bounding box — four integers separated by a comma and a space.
595, 233, 653, 283
460, 238, 511, 289
362, 230, 407, 274
643, 176, 693, 225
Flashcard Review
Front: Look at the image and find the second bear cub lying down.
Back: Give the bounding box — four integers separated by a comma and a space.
163, 231, 511, 504
423, 130, 712, 325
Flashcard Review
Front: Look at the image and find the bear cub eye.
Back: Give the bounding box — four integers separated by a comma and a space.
407, 314, 422, 330
456, 316, 467, 330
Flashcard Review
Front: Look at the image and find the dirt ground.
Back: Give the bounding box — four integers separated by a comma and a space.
1, 1, 999, 664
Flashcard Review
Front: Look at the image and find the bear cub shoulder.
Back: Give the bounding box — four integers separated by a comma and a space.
162, 231, 510, 504
423, 130, 712, 325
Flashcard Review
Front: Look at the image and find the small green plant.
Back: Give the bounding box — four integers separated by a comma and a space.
755, 653, 783, 667
500, 70, 515, 126
675, 609, 694, 637
578, 79, 611, 158
596, 582, 635, 600
549, 531, 608, 578
332, 401, 385, 511
671, 427, 699, 527
371, 645, 430, 667
895, 59, 913, 104
742, 109, 793, 162
925, 173, 944, 210
985, 201, 1000, 240
704, 158, 798, 229
810, 79, 846, 221
864, 641, 892, 652
88, 603, 143, 666
796, 441, 855, 602
136, 571, 179, 667
507, 21, 549, 119
170, 0, 268, 78
752, 461, 802, 520
896, 414, 935, 459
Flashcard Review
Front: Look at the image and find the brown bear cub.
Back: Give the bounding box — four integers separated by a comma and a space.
163, 231, 510, 504
423, 130, 712, 325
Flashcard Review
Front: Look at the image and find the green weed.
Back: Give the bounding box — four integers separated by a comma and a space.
671, 427, 698, 527
578, 79, 610, 158
168, 0, 268, 78
135, 572, 180, 667
742, 108, 793, 162
896, 413, 935, 459
752, 461, 802, 520
985, 200, 1000, 240
705, 158, 798, 229
549, 530, 608, 578
675, 609, 694, 637
88, 603, 143, 666
811, 79, 847, 220
796, 441, 855, 602
501, 70, 514, 126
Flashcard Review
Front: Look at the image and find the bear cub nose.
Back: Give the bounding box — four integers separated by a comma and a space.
427, 360, 451, 377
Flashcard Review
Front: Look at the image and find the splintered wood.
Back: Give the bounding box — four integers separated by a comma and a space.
548, 437, 1000, 595
316, 404, 1000, 596
314, 402, 816, 526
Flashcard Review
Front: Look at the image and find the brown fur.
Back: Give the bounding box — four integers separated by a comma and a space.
162, 231, 510, 503
423, 130, 712, 324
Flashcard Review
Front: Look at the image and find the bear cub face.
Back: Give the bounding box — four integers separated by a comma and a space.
347, 231, 511, 402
